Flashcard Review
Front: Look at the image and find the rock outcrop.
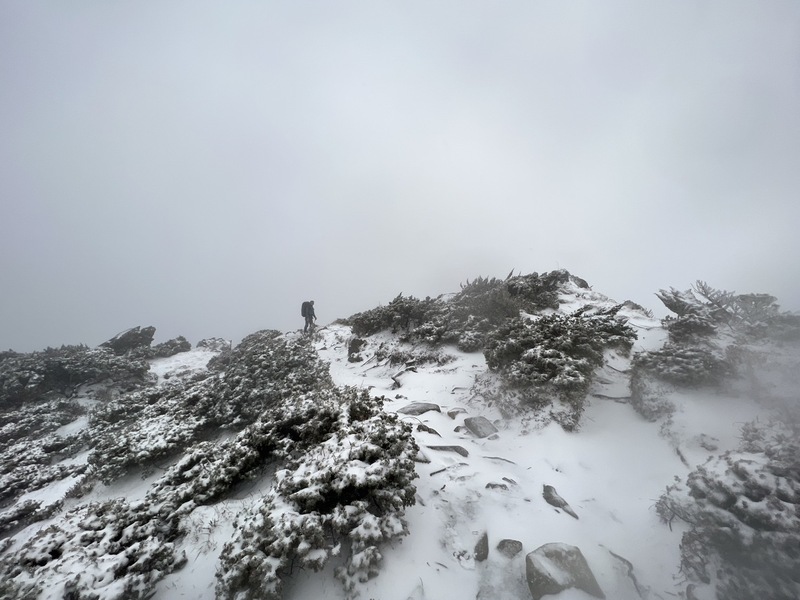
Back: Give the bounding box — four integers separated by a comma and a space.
100, 326, 156, 355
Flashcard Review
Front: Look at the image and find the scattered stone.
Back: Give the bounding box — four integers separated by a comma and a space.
483, 456, 516, 465
497, 539, 523, 558
416, 423, 441, 437
474, 531, 489, 562
502, 477, 518, 486
414, 449, 431, 463
398, 402, 441, 416
463, 416, 499, 438
485, 482, 508, 491
429, 463, 468, 476
447, 407, 467, 419
542, 484, 579, 519
526, 543, 605, 600
100, 326, 156, 355
427, 445, 469, 457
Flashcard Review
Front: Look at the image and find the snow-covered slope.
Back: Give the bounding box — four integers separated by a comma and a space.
1, 273, 798, 600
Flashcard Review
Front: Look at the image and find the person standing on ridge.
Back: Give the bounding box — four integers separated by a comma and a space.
301, 300, 316, 333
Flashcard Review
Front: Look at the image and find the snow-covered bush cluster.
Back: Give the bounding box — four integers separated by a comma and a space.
1, 497, 187, 600
345, 270, 573, 351
1, 330, 418, 600
483, 305, 636, 429
631, 281, 800, 420
215, 388, 417, 600
0, 345, 150, 406
656, 410, 800, 600
88, 330, 333, 483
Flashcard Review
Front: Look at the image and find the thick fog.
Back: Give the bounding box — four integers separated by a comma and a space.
2, 1, 799, 351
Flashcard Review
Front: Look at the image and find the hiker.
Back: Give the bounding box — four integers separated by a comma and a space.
301, 300, 316, 333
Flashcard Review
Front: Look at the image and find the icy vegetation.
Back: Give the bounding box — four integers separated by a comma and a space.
1, 270, 798, 600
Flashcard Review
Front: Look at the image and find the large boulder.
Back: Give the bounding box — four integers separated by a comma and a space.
526, 543, 604, 600
464, 416, 499, 438
100, 326, 156, 355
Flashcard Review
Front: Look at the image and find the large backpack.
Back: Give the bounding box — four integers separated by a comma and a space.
301, 301, 310, 317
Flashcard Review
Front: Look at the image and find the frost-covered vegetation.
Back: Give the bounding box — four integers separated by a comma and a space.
345, 270, 636, 429
656, 410, 800, 600
484, 305, 636, 429
344, 270, 572, 350
2, 273, 799, 600
0, 330, 417, 600
631, 281, 800, 420
0, 345, 151, 406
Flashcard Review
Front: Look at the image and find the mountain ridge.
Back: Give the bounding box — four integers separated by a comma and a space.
1, 270, 798, 600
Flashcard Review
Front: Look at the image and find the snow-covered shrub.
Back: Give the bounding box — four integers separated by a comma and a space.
632, 343, 732, 387
0, 498, 187, 600
484, 306, 636, 428
658, 281, 800, 343
656, 413, 800, 600
0, 398, 88, 506
210, 330, 334, 425
504, 269, 570, 311
215, 388, 417, 600
344, 270, 578, 353
346, 294, 439, 337
88, 331, 333, 484
0, 345, 150, 407
628, 374, 675, 422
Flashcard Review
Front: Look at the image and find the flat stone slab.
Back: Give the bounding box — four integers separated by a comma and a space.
427, 445, 469, 457
398, 402, 441, 416
464, 416, 499, 438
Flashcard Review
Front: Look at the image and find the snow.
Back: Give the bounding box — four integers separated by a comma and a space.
2, 288, 792, 600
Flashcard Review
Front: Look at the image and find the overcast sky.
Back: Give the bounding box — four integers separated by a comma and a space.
2, 1, 799, 351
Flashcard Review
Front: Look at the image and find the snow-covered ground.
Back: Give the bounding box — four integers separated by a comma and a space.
1, 280, 791, 600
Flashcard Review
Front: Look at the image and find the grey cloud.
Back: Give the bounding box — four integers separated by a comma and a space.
2, 1, 799, 351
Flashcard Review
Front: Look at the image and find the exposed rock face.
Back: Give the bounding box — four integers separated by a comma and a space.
100, 326, 156, 355
398, 402, 441, 416
464, 416, 499, 438
152, 336, 191, 358
526, 543, 604, 600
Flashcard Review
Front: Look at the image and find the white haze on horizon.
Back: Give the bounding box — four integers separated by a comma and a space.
1, 1, 799, 352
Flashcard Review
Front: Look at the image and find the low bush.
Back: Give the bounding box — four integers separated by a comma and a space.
484, 306, 636, 428
656, 413, 800, 599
